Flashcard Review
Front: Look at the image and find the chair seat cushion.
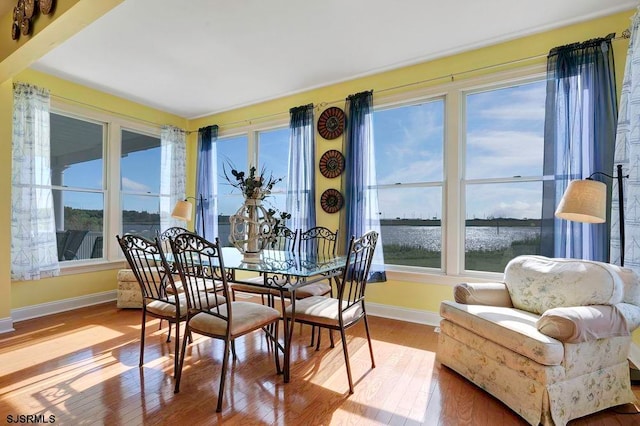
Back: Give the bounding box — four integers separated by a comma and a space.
440, 300, 564, 366
284, 296, 363, 326
271, 281, 332, 299
146, 292, 225, 318
188, 301, 280, 337
230, 277, 273, 295
170, 277, 222, 294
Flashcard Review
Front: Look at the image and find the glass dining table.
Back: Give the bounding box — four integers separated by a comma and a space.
220, 247, 347, 383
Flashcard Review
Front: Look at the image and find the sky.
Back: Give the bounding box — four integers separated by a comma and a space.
56, 79, 546, 221
372, 79, 545, 220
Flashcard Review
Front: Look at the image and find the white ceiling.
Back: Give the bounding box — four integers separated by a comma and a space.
29, 0, 636, 119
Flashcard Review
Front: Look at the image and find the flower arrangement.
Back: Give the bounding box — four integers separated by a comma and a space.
223, 163, 291, 251
223, 164, 283, 200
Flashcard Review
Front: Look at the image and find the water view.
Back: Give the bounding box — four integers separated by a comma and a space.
382, 225, 540, 251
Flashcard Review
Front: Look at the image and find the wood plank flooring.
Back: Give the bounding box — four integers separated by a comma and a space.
1, 301, 639, 425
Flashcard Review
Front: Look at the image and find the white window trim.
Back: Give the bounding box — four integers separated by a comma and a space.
373, 64, 547, 286
50, 99, 162, 274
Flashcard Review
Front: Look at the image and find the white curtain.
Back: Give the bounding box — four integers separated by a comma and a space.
612, 9, 640, 270
160, 125, 187, 231
11, 83, 59, 281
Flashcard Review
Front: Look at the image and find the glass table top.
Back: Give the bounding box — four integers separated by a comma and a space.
220, 247, 347, 277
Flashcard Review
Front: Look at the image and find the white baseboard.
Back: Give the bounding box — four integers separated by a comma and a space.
0, 317, 15, 334
4, 291, 440, 333
9, 290, 117, 326
367, 302, 441, 327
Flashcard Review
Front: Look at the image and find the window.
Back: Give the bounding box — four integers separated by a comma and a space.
215, 126, 289, 245
120, 129, 163, 239
373, 99, 444, 269
50, 101, 166, 267
463, 80, 546, 272
50, 112, 105, 262
216, 134, 248, 246
257, 127, 288, 213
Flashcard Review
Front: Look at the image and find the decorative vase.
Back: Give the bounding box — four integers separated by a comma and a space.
229, 197, 277, 263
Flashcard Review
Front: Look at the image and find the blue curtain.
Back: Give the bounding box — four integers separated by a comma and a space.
341, 91, 386, 282
287, 104, 316, 233
196, 125, 218, 240
540, 34, 618, 261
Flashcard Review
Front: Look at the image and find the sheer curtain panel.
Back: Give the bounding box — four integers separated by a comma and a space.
196, 125, 218, 239
160, 126, 187, 231
540, 34, 618, 262
287, 104, 316, 234
340, 91, 386, 281
11, 83, 59, 280
613, 9, 640, 269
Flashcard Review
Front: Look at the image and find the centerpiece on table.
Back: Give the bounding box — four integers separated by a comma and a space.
225, 165, 289, 263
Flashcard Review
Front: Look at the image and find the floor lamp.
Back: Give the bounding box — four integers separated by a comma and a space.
171, 194, 206, 239
555, 165, 628, 266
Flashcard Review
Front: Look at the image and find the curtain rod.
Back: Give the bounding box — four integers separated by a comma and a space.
212, 29, 630, 130
51, 29, 631, 133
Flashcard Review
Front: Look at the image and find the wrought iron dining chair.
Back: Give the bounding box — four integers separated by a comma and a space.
154, 227, 196, 332
230, 225, 298, 304
116, 234, 196, 378
284, 230, 378, 393
158, 226, 195, 242
292, 226, 339, 348
171, 233, 281, 412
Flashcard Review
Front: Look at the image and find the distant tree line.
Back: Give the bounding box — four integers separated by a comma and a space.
63, 207, 160, 231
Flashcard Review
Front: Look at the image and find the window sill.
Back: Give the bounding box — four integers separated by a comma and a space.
384, 265, 503, 287
59, 260, 127, 276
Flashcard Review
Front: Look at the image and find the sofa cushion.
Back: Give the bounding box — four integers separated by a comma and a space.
454, 282, 513, 307
606, 264, 640, 306
440, 300, 564, 366
536, 305, 629, 343
504, 255, 624, 315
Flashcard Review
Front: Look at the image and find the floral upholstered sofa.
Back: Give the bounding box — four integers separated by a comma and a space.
437, 255, 640, 425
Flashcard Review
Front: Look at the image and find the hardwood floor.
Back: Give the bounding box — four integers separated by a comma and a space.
1, 301, 639, 425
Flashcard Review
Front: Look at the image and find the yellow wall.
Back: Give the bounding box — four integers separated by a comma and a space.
7, 69, 187, 310
188, 10, 633, 319
0, 1, 637, 349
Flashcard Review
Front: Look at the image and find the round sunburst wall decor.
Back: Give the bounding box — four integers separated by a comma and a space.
11, 0, 56, 40
320, 189, 344, 214
319, 149, 344, 179
317, 107, 345, 140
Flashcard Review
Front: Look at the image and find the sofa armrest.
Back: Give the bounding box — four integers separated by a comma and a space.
454, 282, 513, 307
616, 302, 640, 331
536, 305, 630, 343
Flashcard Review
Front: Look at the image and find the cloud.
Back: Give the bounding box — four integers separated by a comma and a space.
122, 177, 150, 192
469, 82, 546, 122
466, 130, 543, 178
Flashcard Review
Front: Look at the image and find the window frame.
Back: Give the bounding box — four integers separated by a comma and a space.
50, 99, 163, 274
372, 64, 547, 284
372, 97, 446, 272
461, 77, 547, 274
214, 118, 290, 242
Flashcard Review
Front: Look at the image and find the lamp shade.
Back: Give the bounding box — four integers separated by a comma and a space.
171, 200, 193, 222
555, 179, 606, 223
